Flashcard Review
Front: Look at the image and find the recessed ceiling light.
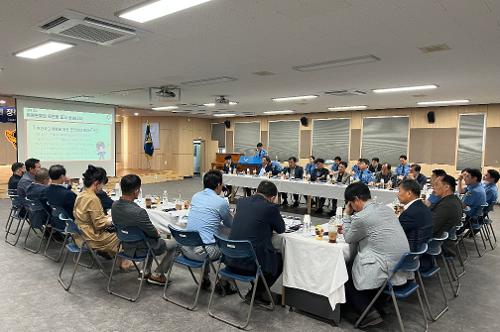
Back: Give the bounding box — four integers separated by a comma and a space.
134, 112, 140, 116
272, 95, 318, 102
293, 55, 380, 72
203, 103, 216, 107
117, 0, 214, 23
0, 100, 6, 104
152, 106, 178, 111
328, 105, 368, 111
14, 41, 74, 59
417, 99, 470, 106
263, 110, 295, 115
213, 113, 236, 117
372, 84, 438, 94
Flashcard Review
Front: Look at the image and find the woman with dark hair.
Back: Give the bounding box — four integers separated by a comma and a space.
73, 165, 131, 269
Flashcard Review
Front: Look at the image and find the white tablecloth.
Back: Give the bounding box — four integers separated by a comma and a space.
223, 174, 397, 204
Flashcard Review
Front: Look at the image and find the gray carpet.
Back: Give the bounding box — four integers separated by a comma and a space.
1, 178, 500, 331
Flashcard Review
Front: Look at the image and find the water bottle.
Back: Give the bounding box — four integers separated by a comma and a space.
138, 188, 143, 200
380, 178, 385, 189
246, 168, 250, 175
162, 190, 168, 204
303, 214, 311, 233
114, 183, 121, 197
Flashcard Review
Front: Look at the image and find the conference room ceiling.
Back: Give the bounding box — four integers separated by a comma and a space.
1, 0, 500, 117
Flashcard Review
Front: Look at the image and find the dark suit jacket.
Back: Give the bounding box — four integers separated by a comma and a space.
415, 173, 428, 189
431, 194, 462, 237
8, 174, 22, 190
369, 164, 382, 173
46, 184, 77, 219
228, 195, 285, 275
26, 183, 51, 229
111, 198, 161, 256
310, 167, 329, 182
282, 166, 304, 179
399, 199, 433, 252
97, 190, 114, 213
223, 162, 236, 174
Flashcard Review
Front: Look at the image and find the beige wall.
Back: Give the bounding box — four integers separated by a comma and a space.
118, 109, 215, 177
223, 104, 500, 177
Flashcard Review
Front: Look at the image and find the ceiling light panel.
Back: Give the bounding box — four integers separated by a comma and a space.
117, 0, 215, 23
152, 106, 178, 110
15, 41, 74, 59
293, 55, 380, 72
417, 99, 470, 106
272, 95, 318, 102
372, 84, 438, 93
263, 110, 295, 115
213, 113, 236, 117
328, 105, 368, 111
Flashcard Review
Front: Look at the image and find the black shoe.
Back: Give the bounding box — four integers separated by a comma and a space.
315, 207, 324, 214
281, 201, 289, 206
201, 278, 212, 291
51, 231, 66, 243
359, 309, 383, 328
292, 201, 299, 208
214, 280, 238, 296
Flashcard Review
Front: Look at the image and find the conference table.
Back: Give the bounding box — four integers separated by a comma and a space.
223, 174, 398, 213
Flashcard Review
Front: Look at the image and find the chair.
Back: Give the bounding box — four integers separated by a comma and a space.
107, 225, 160, 302
418, 233, 449, 321
58, 214, 108, 291
447, 223, 467, 278
208, 234, 275, 330
462, 208, 487, 257
5, 191, 25, 244
5, 189, 20, 232
43, 204, 70, 262
22, 198, 51, 253
163, 225, 214, 310
481, 203, 496, 250
355, 244, 429, 332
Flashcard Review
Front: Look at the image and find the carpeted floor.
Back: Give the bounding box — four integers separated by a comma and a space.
1, 178, 500, 331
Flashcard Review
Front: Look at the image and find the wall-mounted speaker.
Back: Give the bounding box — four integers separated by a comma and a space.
427, 111, 435, 124
224, 119, 231, 129
300, 116, 308, 127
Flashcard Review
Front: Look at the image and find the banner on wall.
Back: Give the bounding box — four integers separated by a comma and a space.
0, 107, 16, 123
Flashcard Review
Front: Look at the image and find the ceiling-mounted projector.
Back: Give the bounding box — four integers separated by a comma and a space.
215, 96, 230, 104
156, 86, 177, 98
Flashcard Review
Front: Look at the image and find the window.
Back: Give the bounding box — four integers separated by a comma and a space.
312, 119, 350, 160
234, 122, 260, 155
268, 120, 300, 161
361, 116, 409, 165
456, 113, 485, 170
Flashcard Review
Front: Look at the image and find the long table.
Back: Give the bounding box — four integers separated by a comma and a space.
223, 174, 398, 213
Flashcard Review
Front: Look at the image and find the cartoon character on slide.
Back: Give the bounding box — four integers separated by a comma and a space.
96, 141, 106, 160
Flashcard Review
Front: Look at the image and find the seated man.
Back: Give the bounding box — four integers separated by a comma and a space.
342, 182, 410, 328
331, 156, 342, 172
395, 154, 410, 180
258, 156, 279, 177
26, 168, 52, 229
184, 170, 233, 290
431, 175, 462, 238
311, 158, 330, 213
424, 169, 447, 207
372, 163, 394, 186
46, 164, 77, 228
8, 162, 25, 191
112, 174, 178, 286
397, 179, 433, 252
458, 168, 486, 218
408, 164, 427, 189
304, 155, 316, 175
332, 161, 350, 185
281, 156, 303, 207
17, 158, 41, 203
368, 157, 382, 173
227, 181, 285, 303
353, 158, 374, 184
222, 155, 236, 197
483, 169, 499, 206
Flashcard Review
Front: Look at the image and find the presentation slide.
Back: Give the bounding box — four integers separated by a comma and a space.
17, 98, 115, 177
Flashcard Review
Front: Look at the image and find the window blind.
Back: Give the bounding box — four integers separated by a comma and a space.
312, 119, 350, 160
457, 114, 485, 170
268, 120, 300, 161
234, 122, 260, 155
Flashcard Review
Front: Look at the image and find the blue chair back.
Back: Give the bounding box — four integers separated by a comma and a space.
393, 243, 428, 273
114, 224, 146, 243
214, 234, 257, 260
168, 225, 204, 247
59, 214, 81, 235
427, 232, 448, 256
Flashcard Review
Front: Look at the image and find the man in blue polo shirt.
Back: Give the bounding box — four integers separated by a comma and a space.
424, 169, 447, 207
254, 143, 268, 158
458, 168, 486, 218
353, 159, 374, 184
483, 169, 499, 206
395, 154, 410, 178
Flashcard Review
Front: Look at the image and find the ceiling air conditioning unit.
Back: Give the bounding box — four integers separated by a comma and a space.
324, 89, 367, 97
38, 10, 140, 46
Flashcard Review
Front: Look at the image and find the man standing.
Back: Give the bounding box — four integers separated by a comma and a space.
483, 169, 499, 206
396, 154, 410, 179
342, 182, 410, 328
408, 164, 428, 189
368, 157, 382, 173
353, 159, 374, 184
458, 168, 486, 218
281, 157, 303, 207
227, 181, 285, 303
17, 158, 41, 201
397, 179, 433, 252
8, 162, 25, 190
184, 170, 233, 290
112, 174, 178, 286
254, 143, 268, 158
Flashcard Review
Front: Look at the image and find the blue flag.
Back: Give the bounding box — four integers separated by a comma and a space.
144, 122, 154, 158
